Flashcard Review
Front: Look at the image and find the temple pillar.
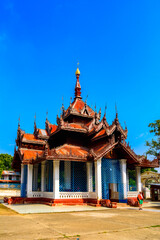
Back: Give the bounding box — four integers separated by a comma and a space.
126, 168, 129, 192
87, 162, 93, 192
120, 159, 127, 199
95, 158, 102, 199
136, 166, 142, 192
53, 160, 60, 199
27, 164, 33, 197
41, 161, 45, 192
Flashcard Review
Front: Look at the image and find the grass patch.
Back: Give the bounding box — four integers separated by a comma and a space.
0, 204, 17, 215
150, 225, 160, 228
62, 234, 80, 239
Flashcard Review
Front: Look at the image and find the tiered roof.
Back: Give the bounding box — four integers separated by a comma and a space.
12, 67, 159, 171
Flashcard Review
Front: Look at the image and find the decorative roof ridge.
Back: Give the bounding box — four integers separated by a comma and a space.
21, 138, 45, 144
19, 148, 44, 152
119, 141, 159, 167
55, 143, 89, 151
137, 157, 159, 167
110, 117, 128, 138
119, 141, 139, 162
81, 101, 90, 116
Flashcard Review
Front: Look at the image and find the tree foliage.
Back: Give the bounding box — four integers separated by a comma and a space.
0, 154, 13, 176
141, 168, 157, 173
146, 120, 160, 157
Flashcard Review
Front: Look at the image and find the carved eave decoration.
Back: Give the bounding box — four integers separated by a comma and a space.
137, 157, 159, 168
21, 138, 46, 145
88, 115, 109, 136
34, 122, 39, 137
37, 134, 49, 140
117, 141, 139, 163
81, 102, 90, 116
45, 119, 53, 136
16, 128, 25, 147
54, 116, 88, 134
63, 109, 94, 120
35, 148, 93, 163
12, 148, 23, 169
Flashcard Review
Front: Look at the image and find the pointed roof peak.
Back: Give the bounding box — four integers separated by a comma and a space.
75, 67, 80, 76
75, 62, 80, 76
75, 65, 82, 99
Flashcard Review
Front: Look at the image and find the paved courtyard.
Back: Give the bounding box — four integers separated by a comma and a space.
3, 200, 160, 214
0, 203, 160, 240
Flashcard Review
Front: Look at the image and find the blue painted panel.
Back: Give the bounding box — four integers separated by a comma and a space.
21, 165, 27, 197
48, 161, 53, 192
60, 161, 87, 192
102, 158, 125, 200
0, 183, 20, 189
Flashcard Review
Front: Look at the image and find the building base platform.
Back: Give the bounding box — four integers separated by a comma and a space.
5, 197, 101, 207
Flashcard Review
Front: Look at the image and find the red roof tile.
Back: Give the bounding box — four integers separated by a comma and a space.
20, 149, 44, 161
56, 144, 89, 158
48, 124, 58, 133
69, 123, 85, 130
72, 99, 95, 116
22, 134, 45, 143
92, 129, 106, 140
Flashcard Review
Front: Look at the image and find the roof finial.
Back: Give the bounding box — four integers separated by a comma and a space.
115, 103, 118, 119
75, 63, 82, 99
85, 95, 88, 104
46, 110, 48, 121
75, 62, 80, 76
34, 112, 36, 127
61, 96, 65, 115
104, 104, 107, 116
18, 116, 20, 129
124, 121, 127, 130
95, 104, 97, 113
70, 97, 72, 106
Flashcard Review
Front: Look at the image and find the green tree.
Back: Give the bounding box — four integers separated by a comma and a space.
0, 154, 13, 176
141, 168, 157, 173
146, 120, 160, 157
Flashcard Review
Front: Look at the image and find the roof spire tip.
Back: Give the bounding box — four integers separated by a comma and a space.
75, 62, 80, 76
75, 63, 82, 99
18, 116, 20, 129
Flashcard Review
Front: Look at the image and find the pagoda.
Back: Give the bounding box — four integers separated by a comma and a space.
12, 67, 159, 205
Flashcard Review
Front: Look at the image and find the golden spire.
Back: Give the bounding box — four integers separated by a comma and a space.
75, 62, 80, 76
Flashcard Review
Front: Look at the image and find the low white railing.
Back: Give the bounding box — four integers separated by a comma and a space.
31, 191, 43, 198
59, 192, 97, 199
27, 191, 97, 199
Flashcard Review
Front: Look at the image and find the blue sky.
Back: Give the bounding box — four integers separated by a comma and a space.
0, 0, 159, 166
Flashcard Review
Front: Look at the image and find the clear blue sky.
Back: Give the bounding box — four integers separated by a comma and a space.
0, 0, 159, 163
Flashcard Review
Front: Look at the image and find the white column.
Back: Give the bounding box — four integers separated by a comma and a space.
41, 161, 45, 192
126, 168, 129, 192
53, 160, 60, 199
120, 159, 127, 199
136, 166, 142, 192
87, 162, 93, 192
95, 158, 102, 199
27, 164, 33, 197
